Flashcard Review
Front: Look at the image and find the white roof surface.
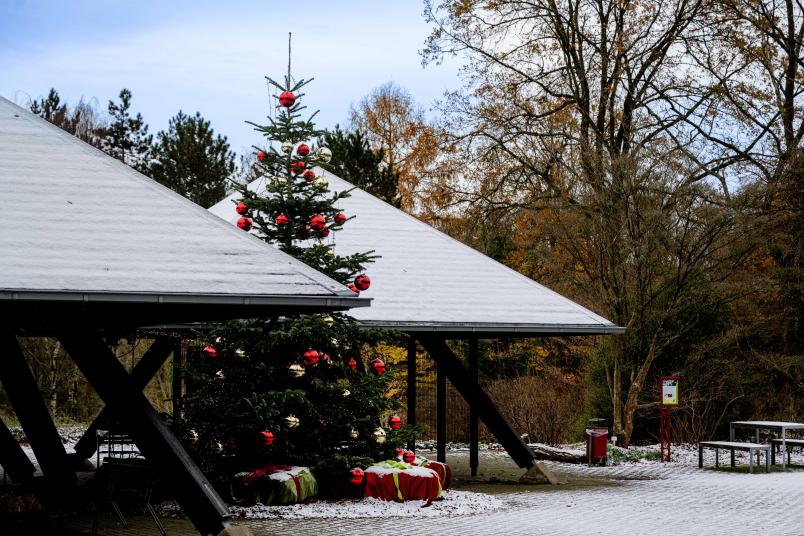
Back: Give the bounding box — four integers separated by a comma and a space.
0, 97, 365, 308
209, 170, 622, 334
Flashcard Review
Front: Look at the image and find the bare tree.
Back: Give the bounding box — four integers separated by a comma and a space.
422, 0, 756, 445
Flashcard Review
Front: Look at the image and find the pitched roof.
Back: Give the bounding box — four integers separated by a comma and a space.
209, 170, 622, 335
0, 97, 368, 324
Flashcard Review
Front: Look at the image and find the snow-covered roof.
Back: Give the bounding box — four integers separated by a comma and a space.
209, 170, 622, 335
0, 97, 368, 318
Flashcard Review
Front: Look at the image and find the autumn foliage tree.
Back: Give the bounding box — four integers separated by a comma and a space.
349, 82, 438, 212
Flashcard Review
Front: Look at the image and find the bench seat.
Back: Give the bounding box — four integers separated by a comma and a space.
770, 438, 804, 465
698, 441, 770, 473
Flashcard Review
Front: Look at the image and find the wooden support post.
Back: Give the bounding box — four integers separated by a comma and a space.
406, 336, 417, 452
0, 417, 35, 483
0, 331, 76, 488
468, 337, 479, 477
172, 339, 183, 419
56, 326, 233, 536
74, 338, 175, 459
417, 335, 536, 468
436, 358, 447, 463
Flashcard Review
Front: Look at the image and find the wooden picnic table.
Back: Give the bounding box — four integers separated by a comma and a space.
729, 421, 804, 472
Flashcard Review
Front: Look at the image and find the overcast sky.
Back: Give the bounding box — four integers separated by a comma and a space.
0, 0, 460, 154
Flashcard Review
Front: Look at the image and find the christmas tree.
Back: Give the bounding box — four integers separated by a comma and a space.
178, 56, 416, 499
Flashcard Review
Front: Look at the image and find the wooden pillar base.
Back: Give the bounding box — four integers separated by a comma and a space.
0, 417, 35, 483
417, 335, 536, 469
0, 331, 75, 488
56, 325, 231, 536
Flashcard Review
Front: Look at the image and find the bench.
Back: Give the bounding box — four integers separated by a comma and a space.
770, 438, 804, 466
698, 441, 770, 473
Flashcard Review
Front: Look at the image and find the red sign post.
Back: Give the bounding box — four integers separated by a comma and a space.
659, 376, 680, 462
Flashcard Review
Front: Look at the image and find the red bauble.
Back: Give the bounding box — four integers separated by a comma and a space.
297, 144, 310, 156
334, 213, 347, 225
310, 214, 326, 231
303, 349, 320, 366
279, 91, 296, 107
354, 274, 371, 291
396, 448, 405, 458
291, 160, 306, 174
403, 450, 416, 463
370, 358, 386, 376
303, 169, 316, 182
349, 467, 364, 485
347, 357, 358, 371
237, 217, 253, 231
259, 430, 274, 446
321, 353, 330, 363
321, 228, 330, 238
276, 214, 289, 225
389, 415, 402, 430
347, 284, 360, 295
257, 151, 266, 161
235, 202, 248, 215
202, 345, 218, 359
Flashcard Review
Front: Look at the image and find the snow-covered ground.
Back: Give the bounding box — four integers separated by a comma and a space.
241, 445, 804, 536
8, 429, 804, 535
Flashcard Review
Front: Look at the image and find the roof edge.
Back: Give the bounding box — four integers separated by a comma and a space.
0, 290, 371, 309
357, 320, 625, 335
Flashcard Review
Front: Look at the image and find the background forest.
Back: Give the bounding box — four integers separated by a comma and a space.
3, 0, 802, 449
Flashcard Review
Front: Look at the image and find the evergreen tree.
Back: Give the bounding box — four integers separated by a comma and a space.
178, 69, 413, 499
98, 89, 152, 171
149, 111, 235, 208
319, 125, 402, 207
30, 88, 68, 125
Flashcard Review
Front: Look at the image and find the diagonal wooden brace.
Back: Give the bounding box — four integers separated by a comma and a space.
416, 335, 536, 469
0, 416, 36, 483
0, 330, 76, 488
74, 337, 175, 459
56, 325, 233, 536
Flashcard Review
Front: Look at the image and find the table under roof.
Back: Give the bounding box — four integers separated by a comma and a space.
0, 97, 369, 536
210, 169, 622, 336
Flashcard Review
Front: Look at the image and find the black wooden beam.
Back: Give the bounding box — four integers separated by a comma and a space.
0, 331, 76, 487
56, 325, 232, 535
0, 417, 35, 483
74, 338, 175, 459
406, 336, 416, 452
436, 358, 446, 463
468, 337, 479, 477
172, 339, 183, 420
417, 335, 536, 469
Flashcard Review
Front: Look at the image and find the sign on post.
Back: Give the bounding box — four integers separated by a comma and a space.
659, 376, 680, 462
661, 378, 679, 407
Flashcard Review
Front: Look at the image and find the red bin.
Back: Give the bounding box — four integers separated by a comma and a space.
586, 418, 608, 466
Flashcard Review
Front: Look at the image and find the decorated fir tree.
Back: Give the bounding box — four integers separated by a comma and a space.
178, 62, 415, 498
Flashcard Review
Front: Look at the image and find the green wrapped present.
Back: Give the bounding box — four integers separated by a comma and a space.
231, 465, 318, 506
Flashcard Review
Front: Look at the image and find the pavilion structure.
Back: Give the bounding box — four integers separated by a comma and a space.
0, 97, 368, 535
210, 169, 623, 475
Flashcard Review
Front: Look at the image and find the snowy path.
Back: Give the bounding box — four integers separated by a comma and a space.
242, 446, 804, 536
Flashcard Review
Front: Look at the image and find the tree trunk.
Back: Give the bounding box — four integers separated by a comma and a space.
621, 339, 659, 447
611, 356, 623, 439
530, 444, 586, 464
48, 340, 61, 415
